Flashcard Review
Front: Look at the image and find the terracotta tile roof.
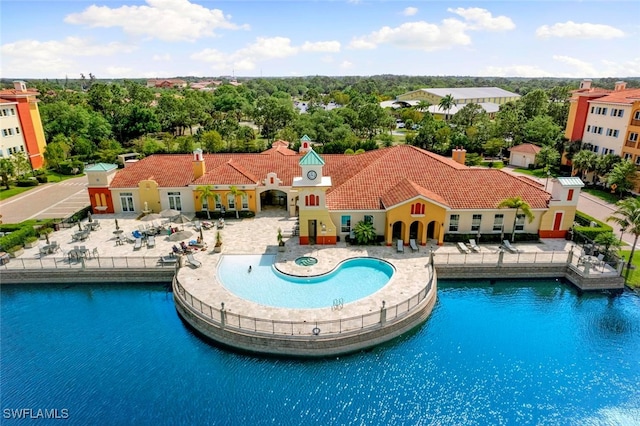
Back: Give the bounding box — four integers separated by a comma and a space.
110, 145, 550, 210
589, 88, 640, 104
0, 88, 39, 98
0, 99, 16, 104
261, 140, 298, 156
509, 143, 541, 154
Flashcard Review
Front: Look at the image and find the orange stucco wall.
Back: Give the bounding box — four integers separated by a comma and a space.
88, 188, 114, 214
15, 99, 44, 169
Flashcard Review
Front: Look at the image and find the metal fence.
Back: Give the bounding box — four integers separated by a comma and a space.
174, 265, 436, 338
0, 255, 176, 270
434, 250, 570, 265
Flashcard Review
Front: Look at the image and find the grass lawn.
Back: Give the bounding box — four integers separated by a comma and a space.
620, 249, 640, 289
480, 160, 504, 169
582, 187, 625, 205
513, 167, 559, 179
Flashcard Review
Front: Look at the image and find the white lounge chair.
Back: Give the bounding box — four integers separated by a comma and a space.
397, 239, 404, 253
469, 239, 481, 252
186, 253, 202, 268
502, 240, 519, 253
457, 242, 471, 254
147, 235, 156, 248
134, 237, 143, 250
159, 255, 178, 265
409, 239, 419, 252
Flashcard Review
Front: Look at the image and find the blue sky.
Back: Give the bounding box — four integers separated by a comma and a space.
1, 0, 638, 79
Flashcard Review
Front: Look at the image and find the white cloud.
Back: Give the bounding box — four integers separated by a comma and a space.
64, 0, 249, 42
192, 36, 340, 71
536, 21, 624, 39
106, 66, 133, 77
480, 65, 553, 78
447, 7, 515, 31
0, 37, 137, 77
340, 60, 354, 69
349, 8, 513, 51
152, 53, 171, 61
402, 7, 418, 17
552, 55, 597, 76
301, 41, 341, 53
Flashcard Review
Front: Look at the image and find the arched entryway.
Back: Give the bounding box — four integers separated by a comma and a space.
392, 221, 404, 241
409, 221, 423, 242
260, 190, 287, 210
427, 221, 437, 240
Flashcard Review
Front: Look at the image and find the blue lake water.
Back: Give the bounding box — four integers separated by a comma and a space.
1, 280, 639, 425
217, 254, 394, 308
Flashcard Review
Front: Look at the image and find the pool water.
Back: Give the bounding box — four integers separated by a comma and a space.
217, 254, 394, 308
2, 280, 639, 425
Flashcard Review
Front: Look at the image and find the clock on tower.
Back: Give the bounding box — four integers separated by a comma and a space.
307, 170, 317, 180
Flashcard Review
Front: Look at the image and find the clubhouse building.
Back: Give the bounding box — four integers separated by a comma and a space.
86, 143, 582, 246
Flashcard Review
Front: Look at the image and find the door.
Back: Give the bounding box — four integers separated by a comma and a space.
168, 192, 182, 211
120, 193, 134, 212
308, 220, 317, 244
553, 212, 563, 231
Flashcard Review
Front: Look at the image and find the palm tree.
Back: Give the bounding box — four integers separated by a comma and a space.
415, 100, 431, 112
196, 185, 217, 219
606, 197, 640, 268
497, 196, 535, 242
571, 149, 597, 181
228, 185, 246, 219
438, 94, 455, 121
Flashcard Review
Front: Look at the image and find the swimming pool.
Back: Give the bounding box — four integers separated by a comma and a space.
217, 254, 394, 309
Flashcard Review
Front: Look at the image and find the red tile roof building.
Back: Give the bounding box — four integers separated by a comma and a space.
96, 144, 582, 245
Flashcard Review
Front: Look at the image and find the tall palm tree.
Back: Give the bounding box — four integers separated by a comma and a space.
571, 149, 597, 180
196, 185, 218, 219
228, 185, 246, 219
497, 196, 535, 242
607, 197, 640, 268
438, 94, 455, 121
416, 100, 431, 112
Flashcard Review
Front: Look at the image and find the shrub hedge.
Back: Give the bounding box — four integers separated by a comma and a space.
0, 225, 36, 252
16, 179, 39, 187
572, 211, 612, 244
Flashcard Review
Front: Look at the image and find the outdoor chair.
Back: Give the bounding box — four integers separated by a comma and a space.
185, 253, 202, 268
409, 239, 419, 252
39, 246, 49, 257
134, 238, 143, 250
397, 239, 404, 253
502, 240, 519, 253
457, 242, 471, 254
596, 253, 605, 270
147, 235, 156, 248
159, 255, 178, 265
469, 239, 481, 252
92, 248, 99, 259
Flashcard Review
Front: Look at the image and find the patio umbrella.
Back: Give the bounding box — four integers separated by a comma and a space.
115, 218, 120, 230
141, 213, 162, 222
169, 230, 193, 241
77, 222, 82, 231
88, 212, 93, 223
199, 227, 204, 242
173, 214, 192, 224
45, 232, 50, 245
160, 208, 181, 218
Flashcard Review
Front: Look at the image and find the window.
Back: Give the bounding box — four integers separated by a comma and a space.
630, 132, 639, 142
586, 125, 591, 132
567, 189, 574, 201
611, 108, 624, 117
636, 156, 640, 165
15, 127, 20, 134
168, 192, 182, 211
304, 194, 319, 206
593, 145, 599, 153
226, 193, 235, 210
590, 106, 595, 113
515, 214, 526, 231
610, 149, 615, 155
411, 202, 425, 215
634, 111, 640, 120
1, 129, 7, 137
606, 129, 612, 136
241, 194, 248, 210
597, 127, 603, 135
364, 215, 373, 224
624, 153, 632, 160
602, 107, 608, 115
120, 192, 134, 212
449, 214, 460, 232
341, 215, 351, 233
493, 214, 504, 231
471, 214, 482, 232
214, 196, 222, 210
613, 130, 619, 138
9, 109, 15, 116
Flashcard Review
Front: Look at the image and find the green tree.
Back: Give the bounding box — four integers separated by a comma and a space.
571, 150, 597, 180
451, 103, 485, 128
228, 185, 246, 219
522, 116, 562, 146
483, 138, 506, 158
519, 89, 548, 120
0, 158, 15, 190
10, 151, 31, 176
607, 197, 640, 268
497, 196, 535, 242
43, 136, 71, 171
596, 153, 621, 177
535, 145, 560, 170
607, 160, 639, 196
252, 96, 296, 143
437, 94, 455, 121
353, 220, 377, 245
200, 130, 224, 153
594, 231, 621, 255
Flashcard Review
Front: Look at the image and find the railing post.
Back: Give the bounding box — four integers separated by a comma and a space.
497, 248, 504, 266
379, 300, 387, 325
220, 302, 226, 327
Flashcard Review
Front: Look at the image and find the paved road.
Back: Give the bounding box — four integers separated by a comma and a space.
0, 175, 89, 224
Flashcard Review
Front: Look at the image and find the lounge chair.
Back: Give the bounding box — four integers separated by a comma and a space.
469, 239, 481, 252
132, 230, 143, 239
502, 240, 519, 253
397, 239, 404, 253
147, 235, 156, 248
457, 242, 471, 254
134, 237, 143, 250
409, 239, 419, 252
39, 246, 49, 257
185, 253, 202, 268
596, 253, 605, 270
92, 248, 99, 259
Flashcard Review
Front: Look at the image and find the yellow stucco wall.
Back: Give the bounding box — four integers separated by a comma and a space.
540, 205, 576, 232
193, 189, 258, 214
385, 199, 447, 245
138, 180, 160, 212
564, 100, 579, 141
29, 100, 47, 155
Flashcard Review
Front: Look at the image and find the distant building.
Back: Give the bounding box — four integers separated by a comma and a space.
146, 79, 188, 89
509, 143, 541, 168
0, 81, 48, 169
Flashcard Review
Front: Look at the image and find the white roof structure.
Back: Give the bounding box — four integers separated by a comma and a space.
420, 87, 519, 101
426, 102, 501, 115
